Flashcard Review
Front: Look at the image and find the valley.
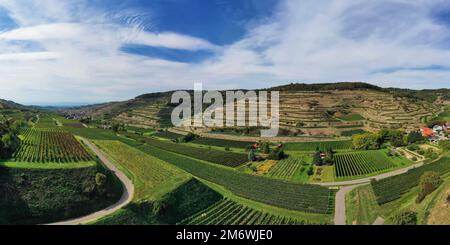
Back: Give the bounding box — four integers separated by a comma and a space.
0, 82, 449, 225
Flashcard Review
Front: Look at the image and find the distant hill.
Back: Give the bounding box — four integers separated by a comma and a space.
0, 99, 28, 110
269, 82, 383, 91
62, 82, 450, 135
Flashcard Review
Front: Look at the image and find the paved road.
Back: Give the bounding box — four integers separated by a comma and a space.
373, 217, 385, 225
47, 139, 134, 225
334, 184, 365, 225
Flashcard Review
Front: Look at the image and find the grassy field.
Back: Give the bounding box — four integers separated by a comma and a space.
426, 180, 450, 224
341, 129, 366, 137
337, 114, 365, 121
94, 140, 189, 200
345, 185, 380, 225
266, 156, 312, 182
128, 140, 334, 214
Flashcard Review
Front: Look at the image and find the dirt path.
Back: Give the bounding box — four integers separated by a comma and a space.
47, 139, 134, 225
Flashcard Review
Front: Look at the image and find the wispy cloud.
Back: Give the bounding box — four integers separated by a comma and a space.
0, 0, 449, 105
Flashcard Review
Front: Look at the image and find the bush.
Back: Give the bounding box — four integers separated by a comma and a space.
407, 132, 425, 144
95, 173, 107, 187
268, 148, 285, 160
416, 171, 442, 203
307, 166, 314, 176
438, 140, 450, 151
407, 144, 419, 151
389, 211, 417, 225
352, 133, 381, 150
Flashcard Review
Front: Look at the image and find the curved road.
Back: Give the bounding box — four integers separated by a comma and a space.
48, 139, 134, 225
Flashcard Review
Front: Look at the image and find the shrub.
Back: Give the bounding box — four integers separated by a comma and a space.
407, 132, 425, 144
416, 171, 442, 203
352, 133, 381, 150
181, 133, 198, 143
407, 144, 419, 151
95, 173, 107, 187
438, 140, 450, 151
307, 166, 314, 176
268, 148, 285, 160
389, 211, 417, 225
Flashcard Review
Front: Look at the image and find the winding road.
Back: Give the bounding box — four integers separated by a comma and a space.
46, 137, 428, 225
47, 139, 134, 225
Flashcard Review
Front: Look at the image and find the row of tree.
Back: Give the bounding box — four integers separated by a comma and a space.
352, 129, 426, 150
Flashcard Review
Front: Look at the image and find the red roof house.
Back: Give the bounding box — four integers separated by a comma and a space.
421, 128, 434, 137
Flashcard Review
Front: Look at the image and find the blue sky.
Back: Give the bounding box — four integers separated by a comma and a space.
0, 0, 449, 105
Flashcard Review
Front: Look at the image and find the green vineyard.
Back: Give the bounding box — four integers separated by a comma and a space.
334, 151, 396, 178
123, 133, 248, 167
13, 128, 92, 163
130, 141, 333, 214
192, 137, 254, 149
153, 131, 184, 140
267, 158, 306, 178
371, 156, 450, 204
179, 199, 321, 225
284, 140, 352, 151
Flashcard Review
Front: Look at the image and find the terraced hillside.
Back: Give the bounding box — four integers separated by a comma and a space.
64, 83, 448, 136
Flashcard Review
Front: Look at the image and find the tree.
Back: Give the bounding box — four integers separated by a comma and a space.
379, 129, 406, 147
95, 173, 107, 187
416, 171, 442, 203
181, 133, 198, 142
323, 147, 335, 165
0, 130, 20, 159
248, 150, 256, 162
388, 211, 417, 225
352, 133, 381, 150
261, 142, 270, 154
312, 151, 323, 166
407, 132, 425, 144
268, 147, 285, 160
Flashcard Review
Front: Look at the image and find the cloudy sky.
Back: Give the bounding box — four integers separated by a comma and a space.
0, 0, 450, 105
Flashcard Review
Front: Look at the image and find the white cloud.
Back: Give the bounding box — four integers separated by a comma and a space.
0, 0, 449, 105
0, 51, 59, 61
130, 32, 219, 51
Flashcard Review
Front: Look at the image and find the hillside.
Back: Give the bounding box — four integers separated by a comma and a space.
62, 82, 449, 136
0, 99, 29, 110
